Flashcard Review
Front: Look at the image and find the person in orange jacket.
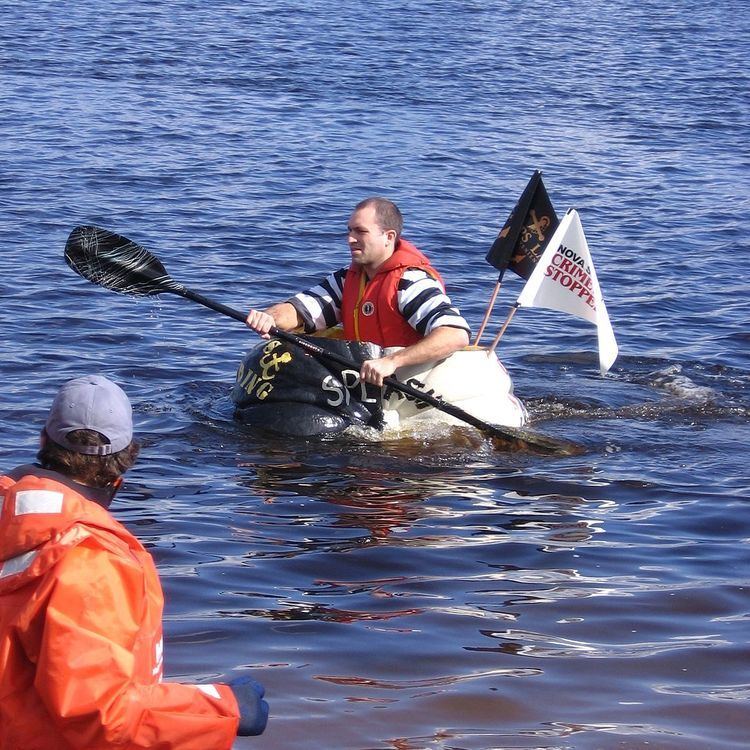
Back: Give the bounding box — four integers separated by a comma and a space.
0, 375, 268, 750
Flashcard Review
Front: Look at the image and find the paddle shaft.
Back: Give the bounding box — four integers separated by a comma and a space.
175, 287, 535, 447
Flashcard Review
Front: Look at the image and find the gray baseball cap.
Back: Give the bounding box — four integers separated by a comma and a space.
45, 375, 133, 456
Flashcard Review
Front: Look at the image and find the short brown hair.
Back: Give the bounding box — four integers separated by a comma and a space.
38, 429, 140, 488
354, 197, 403, 242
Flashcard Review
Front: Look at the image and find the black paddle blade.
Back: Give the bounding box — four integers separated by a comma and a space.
65, 225, 184, 297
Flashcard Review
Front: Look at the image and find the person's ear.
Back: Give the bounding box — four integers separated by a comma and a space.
39, 430, 47, 448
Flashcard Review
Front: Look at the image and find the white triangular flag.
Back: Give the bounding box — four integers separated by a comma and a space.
516, 209, 618, 375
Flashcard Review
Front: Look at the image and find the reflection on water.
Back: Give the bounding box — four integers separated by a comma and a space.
132, 417, 750, 750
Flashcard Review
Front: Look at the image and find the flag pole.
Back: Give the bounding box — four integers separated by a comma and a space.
487, 303, 519, 352
473, 276, 502, 345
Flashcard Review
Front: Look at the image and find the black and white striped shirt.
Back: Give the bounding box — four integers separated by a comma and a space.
288, 266, 471, 338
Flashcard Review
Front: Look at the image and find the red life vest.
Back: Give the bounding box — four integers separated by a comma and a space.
0, 466, 239, 750
341, 239, 444, 347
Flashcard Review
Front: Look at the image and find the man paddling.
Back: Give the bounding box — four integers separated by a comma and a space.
245, 197, 471, 386
0, 375, 268, 749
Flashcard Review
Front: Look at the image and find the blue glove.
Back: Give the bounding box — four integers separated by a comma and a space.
229, 676, 269, 736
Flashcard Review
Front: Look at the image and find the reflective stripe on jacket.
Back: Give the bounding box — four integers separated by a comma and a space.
0, 466, 239, 750
341, 238, 444, 346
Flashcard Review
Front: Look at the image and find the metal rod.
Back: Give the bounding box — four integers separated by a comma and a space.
488, 303, 519, 353
473, 280, 501, 346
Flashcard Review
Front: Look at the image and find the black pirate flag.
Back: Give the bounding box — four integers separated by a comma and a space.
486, 170, 559, 281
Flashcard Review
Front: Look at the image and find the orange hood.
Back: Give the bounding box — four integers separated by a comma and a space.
0, 465, 140, 593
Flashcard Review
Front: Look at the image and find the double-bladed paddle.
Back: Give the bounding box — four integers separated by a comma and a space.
64, 225, 582, 456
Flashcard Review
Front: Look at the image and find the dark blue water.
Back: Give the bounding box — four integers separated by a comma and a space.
1, 2, 749, 748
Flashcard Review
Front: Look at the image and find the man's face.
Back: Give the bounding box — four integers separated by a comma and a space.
347, 205, 396, 273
